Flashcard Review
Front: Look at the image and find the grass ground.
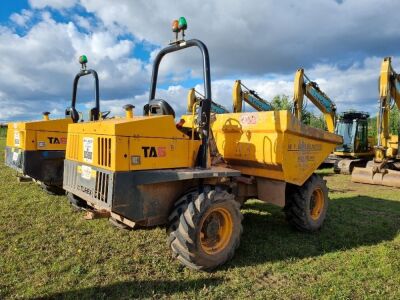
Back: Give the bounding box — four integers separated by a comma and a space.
0, 137, 399, 299
0, 127, 6, 138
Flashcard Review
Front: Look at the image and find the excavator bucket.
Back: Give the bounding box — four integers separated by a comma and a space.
352, 166, 400, 187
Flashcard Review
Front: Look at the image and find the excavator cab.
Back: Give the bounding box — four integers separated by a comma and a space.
331, 111, 373, 174
334, 111, 370, 154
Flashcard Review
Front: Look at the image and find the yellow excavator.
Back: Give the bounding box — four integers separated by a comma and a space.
186, 88, 229, 114
186, 79, 274, 115
331, 111, 374, 174
352, 57, 400, 187
292, 68, 337, 133
63, 18, 341, 271
232, 80, 274, 112
5, 56, 108, 194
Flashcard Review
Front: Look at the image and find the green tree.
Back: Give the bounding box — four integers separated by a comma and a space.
368, 106, 400, 141
270, 94, 327, 130
271, 94, 292, 110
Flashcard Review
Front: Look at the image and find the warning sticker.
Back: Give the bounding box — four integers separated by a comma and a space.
81, 165, 92, 180
14, 132, 20, 146
83, 137, 94, 163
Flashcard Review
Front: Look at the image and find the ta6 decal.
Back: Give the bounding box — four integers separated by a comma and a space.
47, 137, 67, 144
142, 146, 167, 158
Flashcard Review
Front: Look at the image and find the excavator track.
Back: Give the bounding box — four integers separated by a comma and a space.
334, 158, 368, 175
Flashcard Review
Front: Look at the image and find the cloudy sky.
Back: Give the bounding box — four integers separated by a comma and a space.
0, 0, 399, 122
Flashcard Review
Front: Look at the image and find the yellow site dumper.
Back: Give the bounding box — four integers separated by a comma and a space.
63, 19, 342, 271
5, 56, 107, 194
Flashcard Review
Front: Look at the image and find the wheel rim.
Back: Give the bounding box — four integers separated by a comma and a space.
310, 188, 324, 220
199, 207, 233, 255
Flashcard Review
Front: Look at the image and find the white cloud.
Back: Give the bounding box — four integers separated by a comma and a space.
0, 12, 147, 122
77, 0, 400, 77
10, 9, 33, 27
28, 0, 78, 9
73, 15, 92, 31
1, 1, 400, 122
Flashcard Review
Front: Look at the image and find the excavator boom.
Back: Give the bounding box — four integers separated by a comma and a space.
352, 57, 400, 187
232, 80, 273, 112
293, 69, 336, 133
187, 88, 229, 114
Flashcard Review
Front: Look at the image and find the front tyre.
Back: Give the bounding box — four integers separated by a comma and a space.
67, 192, 88, 212
41, 183, 65, 196
168, 188, 243, 271
284, 174, 328, 232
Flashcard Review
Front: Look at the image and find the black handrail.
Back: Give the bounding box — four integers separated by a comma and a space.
149, 39, 212, 169
68, 69, 100, 123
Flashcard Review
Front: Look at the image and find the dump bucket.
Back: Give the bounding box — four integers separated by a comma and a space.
209, 110, 342, 186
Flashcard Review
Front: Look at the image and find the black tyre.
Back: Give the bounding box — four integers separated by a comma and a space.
168, 187, 243, 271
67, 192, 88, 212
41, 183, 65, 195
166, 190, 198, 254
284, 174, 328, 232
333, 160, 341, 174
109, 217, 130, 230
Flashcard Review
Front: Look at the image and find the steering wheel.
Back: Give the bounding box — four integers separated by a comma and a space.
101, 111, 111, 119
66, 107, 80, 123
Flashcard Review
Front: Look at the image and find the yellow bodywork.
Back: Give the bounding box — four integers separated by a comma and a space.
351, 57, 400, 187
65, 115, 201, 172
184, 110, 342, 186
6, 118, 72, 151
376, 57, 400, 159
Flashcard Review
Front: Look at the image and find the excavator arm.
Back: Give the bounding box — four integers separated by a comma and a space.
351, 57, 400, 187
376, 57, 400, 158
232, 80, 273, 112
293, 68, 337, 133
187, 88, 229, 114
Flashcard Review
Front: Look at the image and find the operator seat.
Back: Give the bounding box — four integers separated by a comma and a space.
143, 99, 175, 118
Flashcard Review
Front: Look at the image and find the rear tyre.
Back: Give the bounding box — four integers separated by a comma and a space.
284, 174, 328, 232
67, 192, 88, 212
168, 187, 243, 271
41, 183, 65, 195
109, 217, 130, 230
166, 190, 198, 255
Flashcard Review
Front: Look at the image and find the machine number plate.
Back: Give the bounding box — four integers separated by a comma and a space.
81, 165, 92, 180
14, 132, 20, 146
83, 137, 94, 163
